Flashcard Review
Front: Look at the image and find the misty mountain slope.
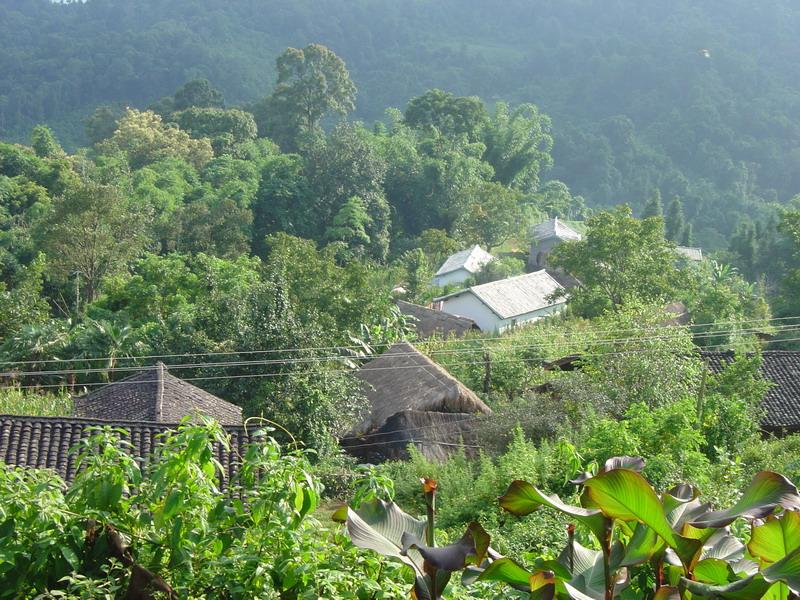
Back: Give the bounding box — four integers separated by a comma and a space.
2, 0, 799, 245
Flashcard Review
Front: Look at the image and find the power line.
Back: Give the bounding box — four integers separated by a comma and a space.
1, 322, 792, 380
0, 314, 791, 369
3, 334, 793, 392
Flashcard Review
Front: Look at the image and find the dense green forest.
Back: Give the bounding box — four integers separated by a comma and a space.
3, 3, 800, 597
3, 0, 800, 245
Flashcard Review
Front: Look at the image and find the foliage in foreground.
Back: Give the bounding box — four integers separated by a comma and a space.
0, 419, 406, 599
341, 458, 800, 600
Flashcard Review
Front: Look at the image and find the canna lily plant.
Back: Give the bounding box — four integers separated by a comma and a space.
335, 477, 490, 600
476, 457, 800, 600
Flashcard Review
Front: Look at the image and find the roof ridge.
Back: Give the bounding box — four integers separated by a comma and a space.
156, 362, 165, 422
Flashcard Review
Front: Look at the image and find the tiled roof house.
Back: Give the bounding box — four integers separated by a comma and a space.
432, 245, 494, 287
702, 350, 800, 434
433, 271, 566, 332
0, 414, 251, 486
396, 300, 480, 338
73, 362, 242, 426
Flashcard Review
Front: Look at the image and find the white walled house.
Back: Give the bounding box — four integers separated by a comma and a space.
433, 271, 566, 333
433, 245, 494, 287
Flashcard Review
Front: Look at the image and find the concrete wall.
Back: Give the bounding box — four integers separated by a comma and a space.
528, 237, 560, 270
433, 268, 472, 288
439, 293, 567, 333
439, 293, 500, 331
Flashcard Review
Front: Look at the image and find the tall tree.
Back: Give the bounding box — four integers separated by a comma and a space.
172, 78, 225, 111
98, 109, 213, 170
30, 125, 64, 159
36, 179, 149, 308
549, 206, 681, 316
482, 102, 553, 192
404, 89, 489, 142
257, 44, 356, 148
453, 181, 523, 249
641, 189, 663, 219
665, 196, 685, 242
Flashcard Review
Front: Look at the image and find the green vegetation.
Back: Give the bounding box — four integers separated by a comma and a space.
1, 7, 800, 596
4, 1, 800, 248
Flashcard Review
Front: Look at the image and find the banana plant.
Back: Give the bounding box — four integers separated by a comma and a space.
477, 457, 800, 600
335, 478, 489, 600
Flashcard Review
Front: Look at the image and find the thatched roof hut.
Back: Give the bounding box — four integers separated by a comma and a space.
341, 410, 486, 463
343, 342, 491, 461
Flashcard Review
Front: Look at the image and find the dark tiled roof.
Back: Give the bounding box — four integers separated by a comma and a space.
0, 414, 251, 486
73, 363, 242, 425
396, 300, 479, 338
702, 351, 800, 432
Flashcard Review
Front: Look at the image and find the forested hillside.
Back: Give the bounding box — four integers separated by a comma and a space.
3, 0, 800, 245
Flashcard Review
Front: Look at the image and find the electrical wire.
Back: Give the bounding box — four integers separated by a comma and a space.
2, 333, 793, 392
0, 313, 792, 368
1, 322, 793, 380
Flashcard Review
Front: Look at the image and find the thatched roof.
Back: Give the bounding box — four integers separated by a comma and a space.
350, 342, 490, 436
342, 410, 485, 463
396, 300, 479, 338
73, 363, 242, 426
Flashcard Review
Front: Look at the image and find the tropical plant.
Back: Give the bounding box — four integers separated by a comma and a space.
337, 477, 490, 599
475, 456, 800, 599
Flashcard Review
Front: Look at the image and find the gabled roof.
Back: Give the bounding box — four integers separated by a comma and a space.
0, 414, 250, 486
350, 342, 490, 436
701, 351, 800, 432
532, 218, 582, 243
73, 363, 242, 426
676, 246, 704, 261
436, 271, 566, 320
395, 300, 479, 338
434, 245, 494, 277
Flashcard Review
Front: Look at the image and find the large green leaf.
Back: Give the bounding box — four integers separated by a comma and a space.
748, 511, 800, 565
344, 499, 427, 573
571, 456, 645, 485
680, 546, 800, 598
690, 472, 800, 529
620, 522, 660, 566
499, 480, 608, 541
583, 469, 702, 568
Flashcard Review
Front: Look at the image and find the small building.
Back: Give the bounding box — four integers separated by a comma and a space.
433, 245, 494, 287
0, 414, 250, 486
433, 271, 566, 333
343, 342, 491, 461
675, 246, 704, 262
395, 300, 479, 338
701, 350, 800, 435
529, 218, 582, 270
73, 362, 243, 426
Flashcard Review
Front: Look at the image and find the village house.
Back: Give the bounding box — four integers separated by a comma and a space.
1, 364, 247, 485
72, 362, 243, 425
432, 244, 494, 287
395, 299, 480, 338
528, 217, 582, 270
342, 342, 491, 462
0, 414, 249, 486
702, 350, 800, 435
433, 270, 566, 333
